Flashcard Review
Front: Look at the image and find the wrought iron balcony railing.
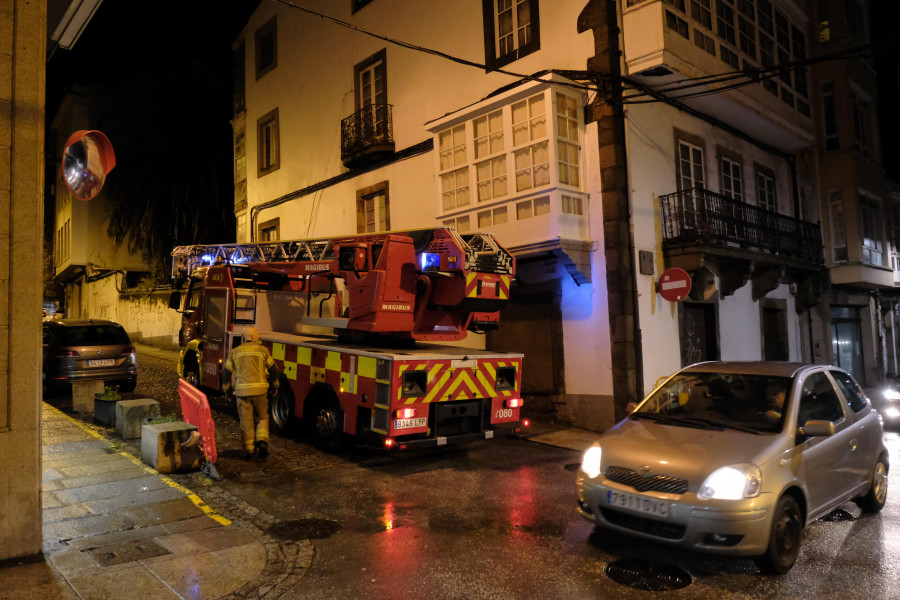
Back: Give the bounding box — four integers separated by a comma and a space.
340, 103, 395, 168
660, 187, 824, 265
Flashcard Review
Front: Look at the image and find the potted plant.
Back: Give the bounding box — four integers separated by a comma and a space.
94, 385, 120, 427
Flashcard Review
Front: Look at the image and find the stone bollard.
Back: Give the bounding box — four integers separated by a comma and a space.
115, 399, 160, 439
94, 398, 119, 427
72, 381, 105, 412
141, 421, 203, 473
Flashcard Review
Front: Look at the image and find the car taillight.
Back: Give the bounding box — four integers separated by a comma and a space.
124, 345, 136, 355
56, 350, 80, 358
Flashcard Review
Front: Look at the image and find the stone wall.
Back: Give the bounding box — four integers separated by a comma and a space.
1, 0, 45, 561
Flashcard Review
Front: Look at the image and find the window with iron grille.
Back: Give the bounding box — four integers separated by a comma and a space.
678, 139, 705, 190
755, 168, 776, 212
720, 156, 743, 201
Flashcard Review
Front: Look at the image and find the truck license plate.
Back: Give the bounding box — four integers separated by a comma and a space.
86, 359, 115, 367
605, 490, 669, 517
394, 417, 427, 430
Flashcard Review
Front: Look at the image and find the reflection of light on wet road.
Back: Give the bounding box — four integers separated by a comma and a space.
383, 501, 395, 532
509, 465, 536, 541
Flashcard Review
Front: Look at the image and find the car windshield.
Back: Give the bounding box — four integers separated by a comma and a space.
58, 325, 130, 346
634, 372, 793, 433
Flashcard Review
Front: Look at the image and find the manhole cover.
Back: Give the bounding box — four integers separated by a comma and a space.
86, 539, 172, 567
268, 518, 342, 540
605, 559, 692, 591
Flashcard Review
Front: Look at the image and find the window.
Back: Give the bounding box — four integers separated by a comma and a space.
443, 215, 471, 232
677, 139, 705, 190
716, 0, 736, 46
738, 8, 756, 58
483, 0, 540, 70
258, 217, 280, 242
476, 156, 507, 201
691, 0, 712, 29
357, 182, 390, 233
236, 213, 247, 243
666, 10, 690, 39
354, 50, 388, 139
845, 0, 866, 44
720, 156, 743, 201
822, 83, 838, 151
233, 41, 246, 114
474, 110, 504, 159
830, 192, 847, 263
257, 108, 280, 176
512, 94, 549, 191
255, 16, 277, 80
557, 93, 580, 187
755, 168, 776, 212
477, 206, 509, 228
852, 93, 872, 157
798, 373, 844, 426
829, 370, 869, 413
720, 46, 740, 69
561, 194, 584, 215
516, 195, 551, 220
694, 29, 716, 55
439, 125, 469, 210
861, 198, 884, 266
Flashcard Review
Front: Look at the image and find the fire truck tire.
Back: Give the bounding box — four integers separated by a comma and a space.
269, 377, 296, 437
312, 397, 346, 452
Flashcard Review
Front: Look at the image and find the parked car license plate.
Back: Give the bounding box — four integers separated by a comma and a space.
606, 490, 669, 517
86, 359, 115, 367
394, 417, 427, 430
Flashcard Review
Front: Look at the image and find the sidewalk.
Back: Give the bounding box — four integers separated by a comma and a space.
0, 402, 312, 600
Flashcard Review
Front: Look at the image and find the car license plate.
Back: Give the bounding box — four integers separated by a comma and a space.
394, 417, 427, 430
86, 359, 115, 367
606, 490, 669, 517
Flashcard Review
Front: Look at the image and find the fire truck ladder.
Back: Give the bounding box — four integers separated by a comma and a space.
171, 228, 514, 280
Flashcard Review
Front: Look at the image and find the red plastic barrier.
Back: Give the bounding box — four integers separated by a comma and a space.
178, 378, 218, 464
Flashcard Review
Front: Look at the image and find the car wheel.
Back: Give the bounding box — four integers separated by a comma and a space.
854, 455, 888, 513
269, 379, 296, 437
757, 494, 802, 574
312, 398, 346, 453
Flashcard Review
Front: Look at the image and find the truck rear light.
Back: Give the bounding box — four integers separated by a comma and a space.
505, 398, 523, 408
384, 438, 395, 448
395, 408, 415, 419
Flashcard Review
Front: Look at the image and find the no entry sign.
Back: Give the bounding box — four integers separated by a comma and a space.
658, 268, 692, 302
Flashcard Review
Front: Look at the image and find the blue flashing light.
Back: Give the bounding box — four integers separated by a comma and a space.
200, 254, 215, 265
420, 252, 441, 271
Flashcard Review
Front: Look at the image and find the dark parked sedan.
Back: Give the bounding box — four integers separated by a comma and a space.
42, 319, 137, 393
576, 362, 889, 574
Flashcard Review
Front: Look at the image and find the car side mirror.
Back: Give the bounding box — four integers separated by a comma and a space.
798, 420, 835, 437
168, 290, 182, 311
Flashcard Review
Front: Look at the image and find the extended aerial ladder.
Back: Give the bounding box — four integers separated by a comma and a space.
170, 227, 516, 342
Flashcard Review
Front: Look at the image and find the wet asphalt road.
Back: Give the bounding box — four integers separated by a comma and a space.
47, 351, 900, 599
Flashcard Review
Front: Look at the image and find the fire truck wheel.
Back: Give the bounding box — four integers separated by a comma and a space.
269, 379, 296, 437
312, 398, 346, 452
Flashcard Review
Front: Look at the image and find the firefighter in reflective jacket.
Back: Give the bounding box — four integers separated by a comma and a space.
223, 327, 279, 459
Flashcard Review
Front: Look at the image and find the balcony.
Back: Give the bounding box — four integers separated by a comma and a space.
660, 187, 826, 302
340, 104, 395, 169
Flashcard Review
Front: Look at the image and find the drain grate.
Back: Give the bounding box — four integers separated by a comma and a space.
86, 539, 172, 567
605, 559, 692, 591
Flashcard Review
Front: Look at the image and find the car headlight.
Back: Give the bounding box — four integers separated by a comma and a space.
580, 446, 603, 479
883, 388, 900, 401
885, 406, 900, 419
698, 463, 762, 500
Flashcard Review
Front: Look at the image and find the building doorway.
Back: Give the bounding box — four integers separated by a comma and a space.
831, 306, 865, 383
679, 302, 718, 366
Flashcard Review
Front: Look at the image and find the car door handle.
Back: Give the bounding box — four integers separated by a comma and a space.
848, 439, 858, 452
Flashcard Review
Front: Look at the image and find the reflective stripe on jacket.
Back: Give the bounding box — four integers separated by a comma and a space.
224, 341, 276, 397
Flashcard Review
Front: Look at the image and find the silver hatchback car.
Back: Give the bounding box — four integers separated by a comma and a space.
576, 362, 889, 573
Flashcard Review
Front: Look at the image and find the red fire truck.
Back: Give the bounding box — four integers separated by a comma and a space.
168, 227, 525, 451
